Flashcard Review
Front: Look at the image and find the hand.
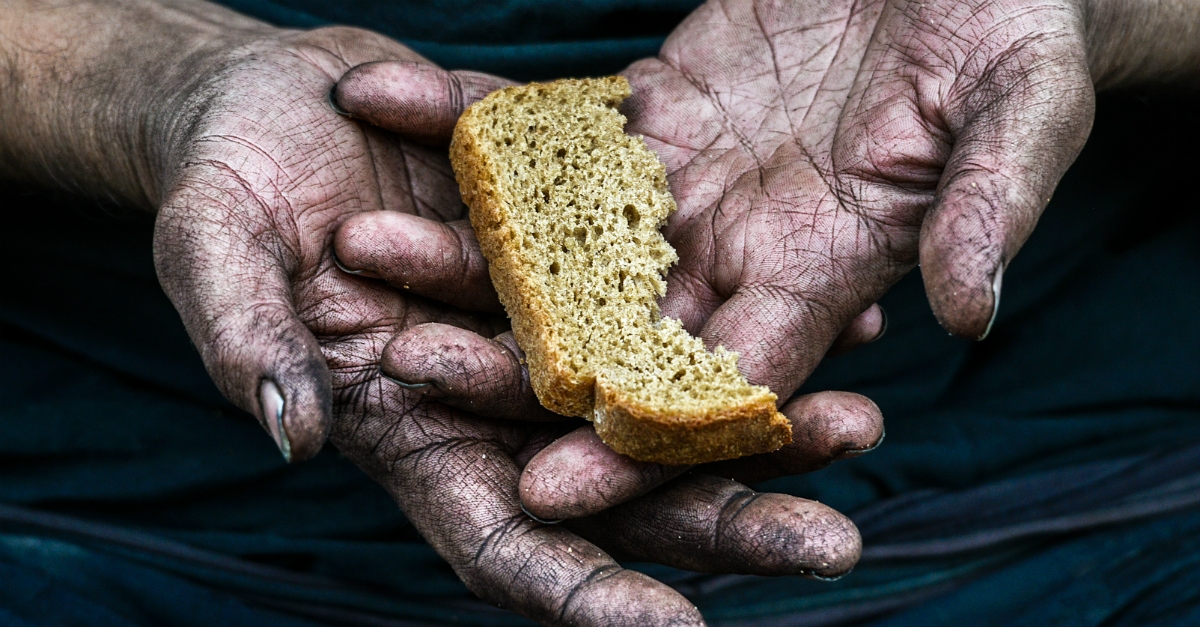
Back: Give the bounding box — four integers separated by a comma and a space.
521, 0, 1096, 510
4, 1, 1192, 625
640, 0, 1199, 363
500, 0, 1096, 514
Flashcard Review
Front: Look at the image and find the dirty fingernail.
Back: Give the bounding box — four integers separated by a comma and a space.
381, 371, 440, 395
328, 84, 355, 119
332, 252, 364, 276
840, 429, 886, 458
259, 379, 292, 462
521, 502, 564, 525
977, 262, 1004, 341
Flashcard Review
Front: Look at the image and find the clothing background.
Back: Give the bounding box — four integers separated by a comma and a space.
1, 1, 1198, 625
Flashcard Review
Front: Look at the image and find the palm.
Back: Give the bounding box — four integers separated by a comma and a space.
621, 0, 894, 397
621, 0, 1092, 398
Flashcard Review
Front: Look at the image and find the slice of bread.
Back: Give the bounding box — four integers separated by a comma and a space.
450, 76, 791, 465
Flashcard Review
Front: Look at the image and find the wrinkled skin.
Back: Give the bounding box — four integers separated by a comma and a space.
335, 0, 1095, 520
153, 26, 880, 627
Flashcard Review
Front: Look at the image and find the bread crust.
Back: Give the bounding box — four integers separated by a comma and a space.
594, 381, 792, 465
450, 77, 792, 464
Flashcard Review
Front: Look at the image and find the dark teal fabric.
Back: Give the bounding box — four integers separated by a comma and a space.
214, 0, 702, 81
1, 1, 1198, 624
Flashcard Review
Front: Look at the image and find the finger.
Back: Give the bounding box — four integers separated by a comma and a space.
354, 405, 704, 627
920, 90, 1095, 338
827, 303, 887, 356
334, 61, 516, 143
520, 426, 691, 520
916, 28, 1095, 339
379, 324, 562, 421
520, 391, 881, 520
705, 391, 884, 484
334, 211, 502, 312
569, 474, 861, 579
154, 191, 331, 462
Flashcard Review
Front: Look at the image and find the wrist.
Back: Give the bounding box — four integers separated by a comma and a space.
1082, 0, 1200, 90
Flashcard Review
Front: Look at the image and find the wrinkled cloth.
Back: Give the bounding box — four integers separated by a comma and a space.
1, 2, 1198, 625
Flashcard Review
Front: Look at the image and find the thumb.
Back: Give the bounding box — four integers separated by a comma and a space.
154, 188, 332, 462
920, 46, 1094, 339
333, 61, 516, 143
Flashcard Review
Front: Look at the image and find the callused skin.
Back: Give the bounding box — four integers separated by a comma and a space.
1, 2, 891, 626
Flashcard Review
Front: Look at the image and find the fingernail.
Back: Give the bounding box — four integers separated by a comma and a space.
332, 252, 364, 276
259, 379, 292, 462
843, 429, 886, 456
803, 569, 850, 582
873, 306, 888, 342
977, 262, 1004, 341
380, 371, 439, 394
520, 502, 564, 525
327, 84, 355, 118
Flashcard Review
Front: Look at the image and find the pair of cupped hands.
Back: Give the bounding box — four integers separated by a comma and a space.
153, 0, 1094, 624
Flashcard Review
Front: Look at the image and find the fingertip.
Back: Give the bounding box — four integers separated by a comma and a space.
520, 426, 688, 520
919, 182, 1009, 340
577, 475, 861, 579
330, 211, 377, 275
783, 391, 884, 460
855, 303, 887, 343
558, 569, 707, 627
381, 324, 558, 421
333, 61, 460, 141
379, 322, 481, 389
331, 210, 417, 279
200, 305, 332, 463
258, 345, 333, 463
332, 211, 501, 312
804, 506, 862, 579
739, 494, 862, 579
921, 237, 1003, 340
327, 83, 354, 119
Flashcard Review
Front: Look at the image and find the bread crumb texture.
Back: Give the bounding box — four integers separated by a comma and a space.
451, 76, 791, 464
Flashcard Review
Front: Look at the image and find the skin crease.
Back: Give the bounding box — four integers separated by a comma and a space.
3, 0, 1197, 625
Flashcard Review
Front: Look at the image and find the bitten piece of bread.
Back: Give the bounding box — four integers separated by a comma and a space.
450, 76, 792, 465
